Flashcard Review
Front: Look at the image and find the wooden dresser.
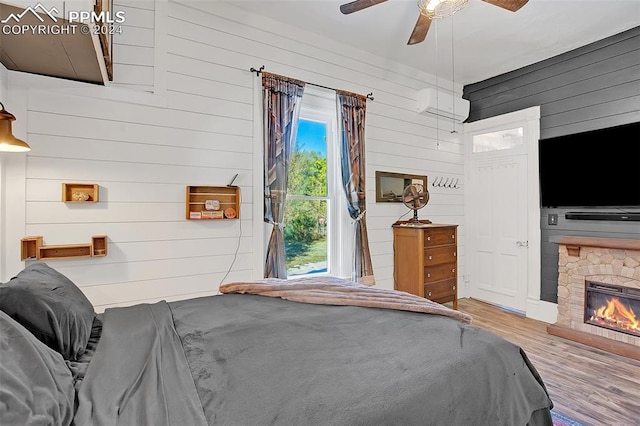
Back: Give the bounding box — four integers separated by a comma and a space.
392, 223, 458, 309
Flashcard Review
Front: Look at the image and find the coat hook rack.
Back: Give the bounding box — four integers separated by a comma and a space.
432, 176, 461, 189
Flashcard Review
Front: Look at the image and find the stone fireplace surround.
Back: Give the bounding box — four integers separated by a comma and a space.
547, 236, 640, 360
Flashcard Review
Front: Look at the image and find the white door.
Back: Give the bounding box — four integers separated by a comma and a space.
469, 153, 528, 311
466, 121, 531, 312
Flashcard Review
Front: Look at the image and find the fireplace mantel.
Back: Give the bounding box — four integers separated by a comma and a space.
559, 236, 640, 253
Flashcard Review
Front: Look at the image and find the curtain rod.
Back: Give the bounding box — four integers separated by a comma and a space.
250, 65, 374, 101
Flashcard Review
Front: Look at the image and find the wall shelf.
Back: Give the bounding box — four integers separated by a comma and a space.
39, 244, 92, 260
186, 186, 240, 220
20, 235, 108, 261
62, 183, 99, 203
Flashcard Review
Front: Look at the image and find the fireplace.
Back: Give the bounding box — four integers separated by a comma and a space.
548, 236, 640, 360
585, 281, 640, 338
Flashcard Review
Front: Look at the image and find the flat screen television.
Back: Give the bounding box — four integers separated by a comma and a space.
538, 121, 640, 208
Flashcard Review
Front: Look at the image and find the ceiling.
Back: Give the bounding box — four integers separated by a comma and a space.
230, 0, 640, 86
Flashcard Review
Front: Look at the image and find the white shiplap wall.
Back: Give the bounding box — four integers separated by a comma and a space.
3, 0, 465, 311
110, 0, 156, 92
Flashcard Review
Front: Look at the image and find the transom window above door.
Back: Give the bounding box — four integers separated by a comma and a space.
472, 127, 523, 152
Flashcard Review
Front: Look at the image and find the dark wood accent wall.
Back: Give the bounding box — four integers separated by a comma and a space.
463, 26, 640, 137
462, 26, 640, 304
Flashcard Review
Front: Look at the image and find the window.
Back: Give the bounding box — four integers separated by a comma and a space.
284, 88, 349, 277
285, 118, 329, 275
472, 127, 523, 152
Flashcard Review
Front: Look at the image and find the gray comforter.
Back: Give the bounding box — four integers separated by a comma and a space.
74, 293, 553, 425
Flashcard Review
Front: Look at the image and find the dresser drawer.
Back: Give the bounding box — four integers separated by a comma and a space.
424, 246, 457, 266
423, 227, 456, 246
424, 279, 457, 301
424, 263, 456, 283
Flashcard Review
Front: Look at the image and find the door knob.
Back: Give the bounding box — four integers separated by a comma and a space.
516, 241, 529, 247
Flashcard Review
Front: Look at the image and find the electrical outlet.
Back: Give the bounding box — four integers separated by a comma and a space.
548, 214, 558, 226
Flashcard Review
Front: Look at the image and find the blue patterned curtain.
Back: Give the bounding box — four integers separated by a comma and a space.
337, 91, 375, 285
262, 72, 305, 278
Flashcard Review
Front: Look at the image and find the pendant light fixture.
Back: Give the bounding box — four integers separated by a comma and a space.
0, 102, 30, 152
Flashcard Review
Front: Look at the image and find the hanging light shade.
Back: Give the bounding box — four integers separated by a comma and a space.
0, 102, 31, 152
418, 0, 468, 19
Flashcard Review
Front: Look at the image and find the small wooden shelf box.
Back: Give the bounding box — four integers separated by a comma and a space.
186, 185, 240, 220
39, 244, 92, 260
62, 183, 99, 203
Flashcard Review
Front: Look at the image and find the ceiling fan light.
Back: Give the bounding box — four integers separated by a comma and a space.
0, 102, 31, 153
419, 0, 468, 19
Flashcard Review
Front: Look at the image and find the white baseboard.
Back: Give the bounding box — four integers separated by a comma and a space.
526, 298, 557, 324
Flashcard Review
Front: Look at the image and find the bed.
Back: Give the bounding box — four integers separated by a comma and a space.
0, 263, 554, 425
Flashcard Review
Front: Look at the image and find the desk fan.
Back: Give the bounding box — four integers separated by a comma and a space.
402, 183, 430, 223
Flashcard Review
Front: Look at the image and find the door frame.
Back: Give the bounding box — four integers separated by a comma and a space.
463, 106, 557, 323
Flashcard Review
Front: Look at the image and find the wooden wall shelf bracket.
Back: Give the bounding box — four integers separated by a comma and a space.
20, 235, 108, 261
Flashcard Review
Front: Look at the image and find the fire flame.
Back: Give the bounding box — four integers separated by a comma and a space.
591, 297, 639, 333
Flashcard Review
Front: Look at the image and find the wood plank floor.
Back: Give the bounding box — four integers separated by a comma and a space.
456, 298, 640, 426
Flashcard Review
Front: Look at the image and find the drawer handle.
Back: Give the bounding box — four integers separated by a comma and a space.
427, 273, 431, 278
451, 235, 455, 239
427, 236, 431, 241
428, 255, 433, 260
452, 268, 455, 273
453, 252, 457, 257
453, 285, 456, 290
428, 291, 432, 297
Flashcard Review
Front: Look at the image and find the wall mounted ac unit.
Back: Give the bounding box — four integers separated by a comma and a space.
416, 88, 470, 122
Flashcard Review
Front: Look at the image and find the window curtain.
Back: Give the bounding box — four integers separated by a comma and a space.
262, 72, 306, 278
337, 91, 375, 285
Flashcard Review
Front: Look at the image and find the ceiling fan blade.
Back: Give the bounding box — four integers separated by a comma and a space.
482, 0, 529, 12
407, 12, 431, 45
340, 0, 388, 15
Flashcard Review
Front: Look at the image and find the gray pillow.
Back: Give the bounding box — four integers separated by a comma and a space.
0, 263, 95, 360
0, 310, 75, 426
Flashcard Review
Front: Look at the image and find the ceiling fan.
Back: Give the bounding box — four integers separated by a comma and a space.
339, 0, 529, 45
